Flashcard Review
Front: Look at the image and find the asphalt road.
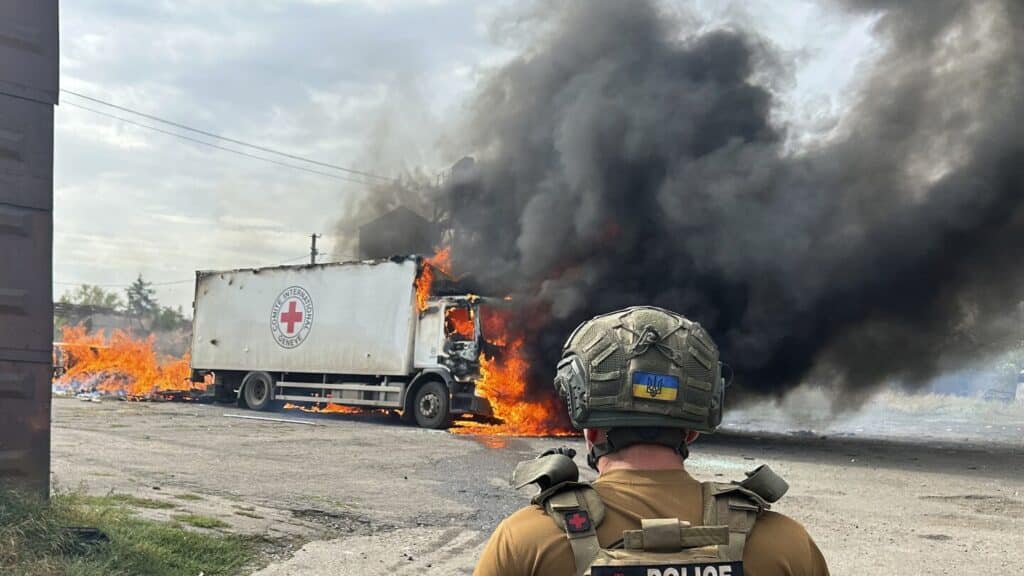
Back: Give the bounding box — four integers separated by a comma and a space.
51, 397, 1024, 575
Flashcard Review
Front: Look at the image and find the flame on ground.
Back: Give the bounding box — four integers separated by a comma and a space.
283, 402, 366, 414
54, 325, 193, 398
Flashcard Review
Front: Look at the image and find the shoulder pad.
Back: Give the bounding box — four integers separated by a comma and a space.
534, 482, 607, 531
708, 464, 788, 510
709, 482, 770, 510
736, 464, 788, 503
512, 452, 579, 491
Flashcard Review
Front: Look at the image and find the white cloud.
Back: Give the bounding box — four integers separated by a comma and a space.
55, 0, 494, 309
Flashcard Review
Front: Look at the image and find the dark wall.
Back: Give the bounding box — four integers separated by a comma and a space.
0, 0, 58, 495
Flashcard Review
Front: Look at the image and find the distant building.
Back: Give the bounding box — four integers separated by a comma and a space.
358, 206, 439, 259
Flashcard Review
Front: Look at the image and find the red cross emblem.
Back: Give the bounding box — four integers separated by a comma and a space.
564, 511, 591, 533
271, 286, 314, 349
280, 300, 303, 335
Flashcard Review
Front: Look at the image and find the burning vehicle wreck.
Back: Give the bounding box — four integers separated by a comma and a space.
188, 255, 492, 428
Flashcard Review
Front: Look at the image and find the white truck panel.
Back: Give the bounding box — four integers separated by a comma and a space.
414, 307, 444, 368
191, 259, 418, 376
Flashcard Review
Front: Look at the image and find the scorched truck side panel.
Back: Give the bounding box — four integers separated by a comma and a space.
191, 259, 417, 375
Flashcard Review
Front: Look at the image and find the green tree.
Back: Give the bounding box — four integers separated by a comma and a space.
58, 284, 123, 310
125, 275, 159, 330
153, 305, 188, 331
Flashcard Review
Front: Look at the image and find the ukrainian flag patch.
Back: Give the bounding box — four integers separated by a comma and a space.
631, 371, 679, 402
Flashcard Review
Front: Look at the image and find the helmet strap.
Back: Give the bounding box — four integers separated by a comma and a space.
586, 427, 690, 471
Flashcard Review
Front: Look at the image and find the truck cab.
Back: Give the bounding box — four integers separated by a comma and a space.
413, 295, 488, 423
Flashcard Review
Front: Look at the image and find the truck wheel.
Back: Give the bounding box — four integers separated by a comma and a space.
241, 372, 275, 411
413, 381, 450, 429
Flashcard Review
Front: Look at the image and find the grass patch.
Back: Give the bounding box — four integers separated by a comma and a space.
172, 493, 203, 502
86, 493, 176, 510
171, 514, 230, 530
0, 487, 257, 576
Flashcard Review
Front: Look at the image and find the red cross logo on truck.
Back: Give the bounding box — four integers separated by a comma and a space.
271, 286, 314, 348
279, 300, 303, 334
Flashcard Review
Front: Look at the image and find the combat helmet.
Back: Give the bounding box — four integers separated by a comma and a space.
553, 306, 725, 468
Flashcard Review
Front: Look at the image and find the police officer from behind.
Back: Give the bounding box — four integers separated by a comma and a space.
475, 306, 829, 576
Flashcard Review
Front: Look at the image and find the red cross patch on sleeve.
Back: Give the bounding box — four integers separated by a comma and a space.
564, 510, 592, 533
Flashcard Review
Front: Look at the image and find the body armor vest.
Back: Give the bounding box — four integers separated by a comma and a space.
513, 452, 788, 576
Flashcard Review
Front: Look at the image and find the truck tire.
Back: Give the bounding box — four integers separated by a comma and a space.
241, 372, 275, 411
413, 381, 450, 429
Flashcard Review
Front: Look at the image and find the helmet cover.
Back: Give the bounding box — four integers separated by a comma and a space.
553, 306, 724, 432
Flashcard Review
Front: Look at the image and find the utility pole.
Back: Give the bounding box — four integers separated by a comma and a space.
310, 233, 321, 264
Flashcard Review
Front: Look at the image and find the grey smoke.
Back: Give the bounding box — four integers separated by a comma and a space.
436, 0, 1024, 402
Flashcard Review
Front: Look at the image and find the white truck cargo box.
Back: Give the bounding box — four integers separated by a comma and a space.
192, 259, 418, 376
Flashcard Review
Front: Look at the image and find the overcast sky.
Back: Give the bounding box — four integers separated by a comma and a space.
54, 0, 876, 312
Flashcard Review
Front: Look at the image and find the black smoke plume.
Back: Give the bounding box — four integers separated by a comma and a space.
438, 0, 1024, 404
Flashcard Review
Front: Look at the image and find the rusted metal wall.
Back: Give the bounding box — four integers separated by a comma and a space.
0, 0, 58, 495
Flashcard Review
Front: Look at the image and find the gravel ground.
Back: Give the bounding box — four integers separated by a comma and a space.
51, 397, 1024, 575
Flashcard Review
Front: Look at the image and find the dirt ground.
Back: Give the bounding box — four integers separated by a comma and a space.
51, 397, 1024, 575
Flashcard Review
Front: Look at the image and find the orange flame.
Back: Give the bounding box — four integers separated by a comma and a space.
413, 246, 574, 437
54, 325, 192, 398
283, 402, 365, 414
426, 246, 452, 275
453, 309, 574, 437
445, 307, 475, 339
415, 265, 433, 312
415, 247, 453, 312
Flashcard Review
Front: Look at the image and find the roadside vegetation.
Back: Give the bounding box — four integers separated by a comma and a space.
0, 487, 258, 576
172, 513, 231, 530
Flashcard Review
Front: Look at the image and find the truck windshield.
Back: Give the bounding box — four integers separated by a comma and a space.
444, 306, 477, 341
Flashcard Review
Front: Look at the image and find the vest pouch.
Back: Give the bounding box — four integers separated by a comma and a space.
586, 521, 741, 576
585, 547, 743, 576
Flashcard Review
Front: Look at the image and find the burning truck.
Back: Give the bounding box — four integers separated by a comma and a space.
188, 255, 492, 428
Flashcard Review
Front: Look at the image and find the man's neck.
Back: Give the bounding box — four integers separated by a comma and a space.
596, 443, 686, 474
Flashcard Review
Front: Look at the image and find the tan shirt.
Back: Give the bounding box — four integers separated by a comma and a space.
474, 468, 829, 576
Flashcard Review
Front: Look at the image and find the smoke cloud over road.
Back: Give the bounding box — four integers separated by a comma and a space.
436, 0, 1024, 403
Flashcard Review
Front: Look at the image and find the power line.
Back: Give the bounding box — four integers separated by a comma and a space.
61, 88, 393, 183
54, 255, 317, 288
54, 279, 193, 288
63, 101, 380, 186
